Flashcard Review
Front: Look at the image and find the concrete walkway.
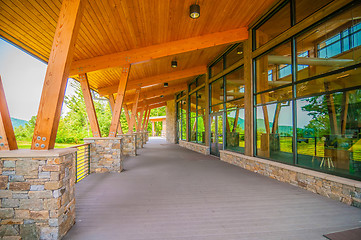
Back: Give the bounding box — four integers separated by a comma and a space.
64, 138, 361, 240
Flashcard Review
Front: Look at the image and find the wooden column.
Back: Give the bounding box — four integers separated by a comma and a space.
123, 104, 131, 126
31, 0, 85, 150
145, 108, 151, 132
79, 73, 101, 137
109, 65, 130, 137
185, 88, 190, 142
108, 94, 122, 134
128, 88, 141, 133
142, 107, 149, 130
137, 107, 145, 131
0, 76, 18, 150
244, 36, 254, 156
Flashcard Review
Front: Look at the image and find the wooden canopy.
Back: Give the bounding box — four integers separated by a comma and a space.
0, 0, 276, 148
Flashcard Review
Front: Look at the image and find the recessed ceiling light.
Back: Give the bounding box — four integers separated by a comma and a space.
171, 60, 177, 68
190, 4, 200, 19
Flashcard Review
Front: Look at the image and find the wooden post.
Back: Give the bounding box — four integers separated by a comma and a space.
128, 88, 141, 133
31, 0, 85, 150
0, 76, 18, 150
244, 36, 254, 156
137, 107, 145, 131
109, 65, 130, 137
142, 107, 149, 130
185, 88, 190, 142
79, 73, 101, 137
145, 108, 151, 132
205, 72, 210, 146
108, 94, 123, 135
123, 104, 131, 126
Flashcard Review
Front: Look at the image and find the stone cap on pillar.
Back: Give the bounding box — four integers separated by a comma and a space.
0, 148, 77, 158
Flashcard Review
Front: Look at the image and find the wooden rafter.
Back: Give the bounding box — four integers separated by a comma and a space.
0, 76, 18, 150
142, 106, 149, 130
123, 104, 131, 125
128, 88, 141, 133
79, 73, 101, 137
70, 28, 248, 75
131, 95, 173, 110
31, 0, 85, 150
98, 66, 206, 96
124, 83, 187, 104
109, 65, 130, 137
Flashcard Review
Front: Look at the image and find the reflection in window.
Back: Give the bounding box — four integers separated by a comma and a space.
189, 87, 206, 144
226, 99, 245, 153
226, 67, 244, 101
211, 78, 224, 106
256, 102, 293, 164
177, 100, 187, 141
297, 90, 361, 178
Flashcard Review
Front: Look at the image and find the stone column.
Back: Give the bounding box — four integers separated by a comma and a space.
116, 134, 136, 156
166, 100, 177, 143
0, 148, 77, 239
83, 137, 123, 173
135, 133, 143, 149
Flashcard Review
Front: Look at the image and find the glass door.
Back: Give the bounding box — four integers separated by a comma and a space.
210, 113, 224, 156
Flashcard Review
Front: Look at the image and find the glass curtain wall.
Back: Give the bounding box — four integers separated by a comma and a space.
253, 0, 361, 179
176, 92, 187, 141
189, 75, 206, 144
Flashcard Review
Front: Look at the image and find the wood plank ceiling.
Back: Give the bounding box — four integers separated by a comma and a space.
0, 0, 276, 105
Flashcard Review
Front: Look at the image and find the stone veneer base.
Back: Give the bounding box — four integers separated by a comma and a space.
84, 138, 123, 173
0, 148, 77, 239
220, 150, 361, 208
117, 134, 136, 156
179, 141, 210, 155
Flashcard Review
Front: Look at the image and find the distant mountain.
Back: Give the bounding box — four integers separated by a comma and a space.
11, 117, 28, 128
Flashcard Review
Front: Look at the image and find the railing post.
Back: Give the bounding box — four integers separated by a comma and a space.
75, 150, 78, 183
88, 144, 91, 175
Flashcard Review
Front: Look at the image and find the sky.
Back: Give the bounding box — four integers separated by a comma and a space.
0, 39, 74, 121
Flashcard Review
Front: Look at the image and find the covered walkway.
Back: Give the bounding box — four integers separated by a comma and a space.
64, 138, 361, 240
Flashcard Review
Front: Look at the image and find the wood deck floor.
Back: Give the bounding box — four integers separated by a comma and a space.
64, 138, 361, 240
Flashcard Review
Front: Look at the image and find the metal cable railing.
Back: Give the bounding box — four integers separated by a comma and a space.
72, 143, 91, 183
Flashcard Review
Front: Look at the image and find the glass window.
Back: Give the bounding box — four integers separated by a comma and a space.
197, 74, 206, 86
295, 0, 334, 23
254, 2, 291, 49
211, 58, 224, 77
189, 81, 197, 92
211, 78, 224, 106
226, 67, 245, 102
197, 115, 205, 144
296, 5, 361, 81
297, 90, 361, 179
226, 106, 245, 153
226, 43, 244, 68
256, 102, 293, 164
189, 92, 197, 114
255, 42, 292, 93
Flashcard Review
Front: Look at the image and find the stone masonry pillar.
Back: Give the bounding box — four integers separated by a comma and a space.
0, 148, 77, 239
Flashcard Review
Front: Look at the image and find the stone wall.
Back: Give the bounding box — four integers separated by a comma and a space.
117, 134, 136, 156
135, 133, 143, 149
0, 149, 77, 239
84, 138, 123, 173
166, 100, 177, 144
220, 150, 361, 208
179, 141, 210, 155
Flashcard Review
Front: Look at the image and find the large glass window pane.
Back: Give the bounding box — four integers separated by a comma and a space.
226, 44, 244, 68
197, 74, 206, 86
197, 87, 206, 110
226, 108, 245, 153
211, 58, 224, 77
254, 2, 291, 49
226, 67, 245, 101
255, 42, 292, 93
296, 67, 361, 98
190, 117, 196, 142
256, 86, 293, 105
189, 93, 197, 114
295, 0, 333, 24
197, 115, 205, 144
211, 78, 224, 106
297, 90, 361, 179
211, 104, 224, 113
296, 4, 361, 81
256, 102, 293, 164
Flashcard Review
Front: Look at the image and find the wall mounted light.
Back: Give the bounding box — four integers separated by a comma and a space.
171, 60, 177, 68
190, 4, 200, 19
164, 82, 169, 87
160, 95, 164, 98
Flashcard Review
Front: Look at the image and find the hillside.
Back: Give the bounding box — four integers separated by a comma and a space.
11, 117, 28, 128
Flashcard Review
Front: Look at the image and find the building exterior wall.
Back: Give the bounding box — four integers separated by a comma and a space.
220, 150, 361, 208
0, 149, 77, 239
166, 100, 177, 144
179, 140, 210, 155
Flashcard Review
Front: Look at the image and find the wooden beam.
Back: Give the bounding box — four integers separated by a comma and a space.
79, 73, 101, 137
128, 88, 141, 133
109, 65, 130, 137
244, 37, 254, 156
123, 104, 131, 125
124, 83, 187, 104
142, 106, 149, 130
145, 107, 151, 131
0, 76, 18, 150
98, 66, 206, 95
70, 28, 248, 75
31, 0, 85, 150
137, 108, 144, 131
133, 95, 174, 109
108, 94, 122, 135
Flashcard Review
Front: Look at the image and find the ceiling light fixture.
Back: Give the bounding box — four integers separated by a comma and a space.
236, 47, 243, 55
164, 82, 169, 87
160, 95, 164, 98
190, 4, 200, 19
171, 60, 177, 68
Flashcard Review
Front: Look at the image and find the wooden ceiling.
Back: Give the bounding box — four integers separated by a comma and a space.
0, 0, 276, 106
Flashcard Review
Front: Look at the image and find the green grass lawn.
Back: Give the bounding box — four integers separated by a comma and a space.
17, 141, 76, 149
